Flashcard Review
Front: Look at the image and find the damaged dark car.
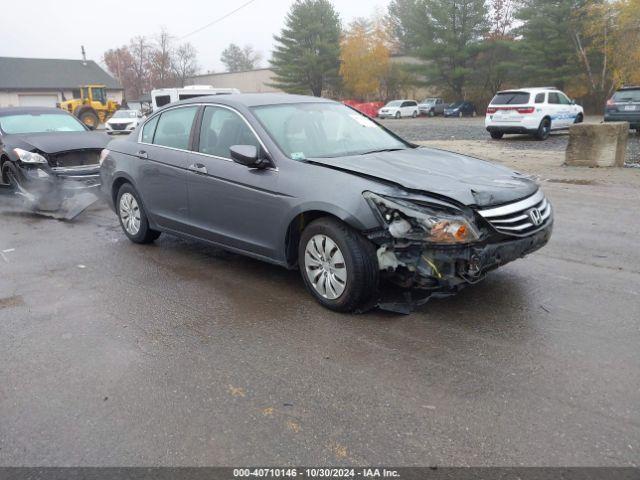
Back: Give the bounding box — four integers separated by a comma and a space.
0, 107, 109, 217
100, 94, 553, 313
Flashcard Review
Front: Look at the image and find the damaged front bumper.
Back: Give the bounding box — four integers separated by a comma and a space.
5, 164, 102, 219
370, 223, 553, 311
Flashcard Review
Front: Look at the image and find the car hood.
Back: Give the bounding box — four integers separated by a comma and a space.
107, 119, 137, 124
308, 147, 538, 208
9, 131, 110, 154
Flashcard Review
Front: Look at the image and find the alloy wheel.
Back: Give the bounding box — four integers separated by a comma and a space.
304, 234, 347, 300
119, 192, 141, 236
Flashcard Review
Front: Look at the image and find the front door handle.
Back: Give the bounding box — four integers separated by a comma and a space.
137, 150, 148, 159
188, 163, 207, 174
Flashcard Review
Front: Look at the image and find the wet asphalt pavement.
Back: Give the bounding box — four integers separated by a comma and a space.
380, 116, 640, 165
1, 155, 639, 466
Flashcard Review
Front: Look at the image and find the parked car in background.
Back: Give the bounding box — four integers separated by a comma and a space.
0, 107, 108, 209
444, 101, 477, 118
604, 86, 640, 132
377, 100, 419, 119
151, 86, 240, 111
418, 98, 446, 117
485, 87, 584, 140
105, 109, 143, 135
101, 94, 552, 313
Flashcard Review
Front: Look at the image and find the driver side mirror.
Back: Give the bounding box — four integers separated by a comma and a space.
230, 145, 268, 169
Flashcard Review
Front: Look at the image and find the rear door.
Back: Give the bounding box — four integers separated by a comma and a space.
136, 105, 198, 231
547, 92, 567, 128
186, 105, 284, 259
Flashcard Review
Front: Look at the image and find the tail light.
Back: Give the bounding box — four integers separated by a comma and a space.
606, 98, 615, 106
486, 107, 497, 114
516, 107, 535, 114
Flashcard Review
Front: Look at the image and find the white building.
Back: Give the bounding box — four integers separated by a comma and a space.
0, 56, 123, 108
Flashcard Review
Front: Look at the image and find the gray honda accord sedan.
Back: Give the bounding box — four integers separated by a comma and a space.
100, 94, 552, 312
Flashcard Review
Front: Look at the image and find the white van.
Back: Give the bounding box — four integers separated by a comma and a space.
150, 86, 240, 111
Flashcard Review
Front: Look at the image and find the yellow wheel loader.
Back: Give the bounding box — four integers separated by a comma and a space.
58, 85, 120, 129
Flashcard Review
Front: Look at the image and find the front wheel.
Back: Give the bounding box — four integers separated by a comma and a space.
298, 218, 378, 313
429, 109, 435, 117
395, 111, 401, 119
116, 184, 161, 244
490, 131, 504, 140
535, 118, 551, 140
574, 113, 584, 124
412, 110, 418, 118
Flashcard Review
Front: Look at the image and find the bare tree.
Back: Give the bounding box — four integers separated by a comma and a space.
129, 36, 153, 98
151, 27, 175, 88
172, 42, 199, 87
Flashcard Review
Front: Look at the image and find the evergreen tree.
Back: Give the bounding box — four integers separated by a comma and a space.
388, 0, 489, 98
270, 0, 342, 96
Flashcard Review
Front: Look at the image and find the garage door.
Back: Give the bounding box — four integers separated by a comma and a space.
18, 94, 59, 108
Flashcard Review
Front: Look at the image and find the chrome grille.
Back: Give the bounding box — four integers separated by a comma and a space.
478, 190, 552, 236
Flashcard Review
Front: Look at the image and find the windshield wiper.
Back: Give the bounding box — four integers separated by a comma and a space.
359, 148, 406, 156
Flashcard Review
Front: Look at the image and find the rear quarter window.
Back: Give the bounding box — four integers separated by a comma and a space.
491, 92, 531, 105
535, 93, 545, 103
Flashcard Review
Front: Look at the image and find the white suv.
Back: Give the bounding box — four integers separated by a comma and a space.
485, 88, 584, 140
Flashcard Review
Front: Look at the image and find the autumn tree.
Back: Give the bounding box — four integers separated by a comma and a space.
340, 19, 391, 100
270, 0, 342, 96
150, 27, 175, 88
103, 47, 137, 100
221, 43, 262, 72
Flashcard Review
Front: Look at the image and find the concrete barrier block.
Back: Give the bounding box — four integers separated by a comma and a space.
565, 122, 629, 167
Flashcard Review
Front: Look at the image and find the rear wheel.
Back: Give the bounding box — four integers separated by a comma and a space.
116, 184, 161, 244
535, 118, 551, 140
490, 131, 504, 140
298, 217, 378, 313
76, 108, 100, 129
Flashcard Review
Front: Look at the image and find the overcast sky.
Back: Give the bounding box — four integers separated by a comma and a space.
2, 0, 391, 73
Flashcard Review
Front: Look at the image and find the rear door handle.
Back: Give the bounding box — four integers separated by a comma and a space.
137, 150, 148, 159
188, 163, 207, 174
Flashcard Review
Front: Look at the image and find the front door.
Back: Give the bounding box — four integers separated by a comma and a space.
186, 105, 285, 260
136, 105, 198, 231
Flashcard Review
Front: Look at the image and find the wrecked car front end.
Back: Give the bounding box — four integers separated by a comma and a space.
362, 189, 553, 310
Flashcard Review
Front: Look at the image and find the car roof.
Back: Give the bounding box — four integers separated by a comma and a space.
0, 106, 70, 116
617, 86, 640, 91
496, 87, 559, 94
176, 93, 337, 109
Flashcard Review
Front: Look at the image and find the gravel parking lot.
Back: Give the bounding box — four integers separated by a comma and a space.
1, 132, 639, 466
380, 116, 640, 165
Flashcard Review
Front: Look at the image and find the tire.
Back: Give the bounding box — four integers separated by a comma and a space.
535, 117, 551, 140
458, 111, 463, 118
412, 110, 418, 118
298, 217, 378, 313
429, 109, 435, 117
472, 110, 477, 117
116, 183, 161, 244
395, 111, 401, 119
490, 131, 504, 140
574, 113, 584, 124
76, 108, 100, 129
1, 161, 18, 188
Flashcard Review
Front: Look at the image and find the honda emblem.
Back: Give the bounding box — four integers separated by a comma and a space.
528, 208, 543, 226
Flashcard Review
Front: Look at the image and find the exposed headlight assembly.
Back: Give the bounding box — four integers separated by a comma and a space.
13, 148, 47, 164
364, 192, 480, 244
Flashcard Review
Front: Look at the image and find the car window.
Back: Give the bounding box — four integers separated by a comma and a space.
0, 112, 86, 134
152, 106, 197, 150
559, 93, 572, 105
613, 89, 640, 102
548, 92, 561, 104
491, 92, 530, 105
141, 115, 159, 143
199, 106, 260, 158
253, 102, 407, 159
535, 93, 545, 103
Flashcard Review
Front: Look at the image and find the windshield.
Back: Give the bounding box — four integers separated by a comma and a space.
613, 90, 640, 102
385, 101, 402, 107
449, 102, 463, 108
491, 92, 531, 105
421, 98, 436, 104
0, 113, 86, 134
112, 110, 138, 119
252, 102, 408, 159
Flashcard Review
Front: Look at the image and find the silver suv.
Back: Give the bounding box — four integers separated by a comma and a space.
418, 98, 445, 117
